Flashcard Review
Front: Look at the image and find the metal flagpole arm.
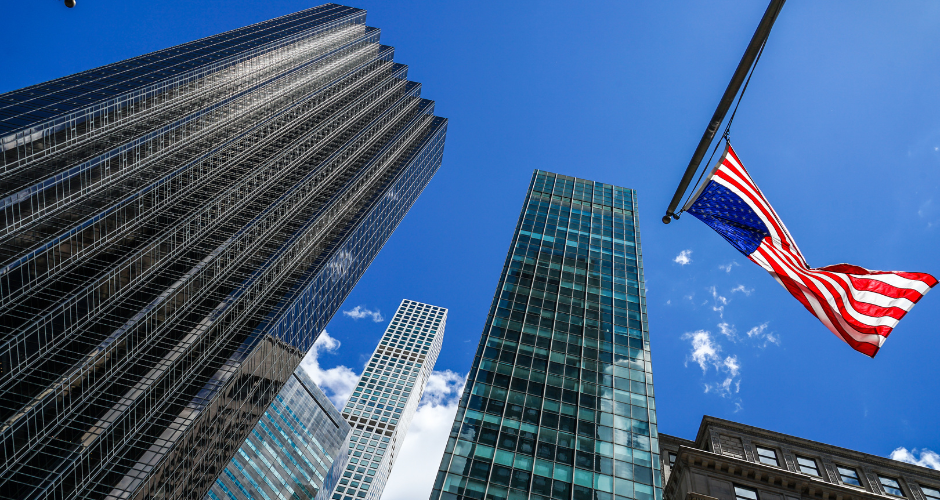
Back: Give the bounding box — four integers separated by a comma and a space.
663, 0, 786, 224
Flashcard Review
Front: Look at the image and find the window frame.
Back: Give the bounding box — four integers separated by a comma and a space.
920, 485, 940, 500
755, 445, 780, 467
734, 484, 759, 500
837, 465, 862, 487
795, 455, 820, 476
879, 476, 905, 497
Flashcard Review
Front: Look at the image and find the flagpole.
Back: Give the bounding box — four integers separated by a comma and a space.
662, 0, 786, 224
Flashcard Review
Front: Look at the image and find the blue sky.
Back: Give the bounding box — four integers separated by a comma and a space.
5, 0, 940, 497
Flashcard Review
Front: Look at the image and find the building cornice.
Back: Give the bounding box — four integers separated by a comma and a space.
690, 416, 940, 484
666, 445, 899, 500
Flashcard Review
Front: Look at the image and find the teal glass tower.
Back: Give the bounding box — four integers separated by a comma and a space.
429, 171, 659, 500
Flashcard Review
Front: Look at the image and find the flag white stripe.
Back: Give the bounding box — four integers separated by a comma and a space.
828, 274, 917, 311
766, 243, 900, 329
854, 273, 934, 294
758, 243, 887, 345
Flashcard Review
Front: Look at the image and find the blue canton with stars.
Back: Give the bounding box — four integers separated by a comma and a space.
686, 180, 771, 255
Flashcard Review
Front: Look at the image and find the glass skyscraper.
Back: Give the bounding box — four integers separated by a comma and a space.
0, 4, 447, 499
329, 299, 448, 500
429, 171, 659, 500
208, 369, 351, 500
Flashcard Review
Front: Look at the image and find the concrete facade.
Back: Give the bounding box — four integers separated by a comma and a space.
661, 417, 939, 500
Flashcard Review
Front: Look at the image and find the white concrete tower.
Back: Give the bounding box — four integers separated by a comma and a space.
323, 299, 448, 500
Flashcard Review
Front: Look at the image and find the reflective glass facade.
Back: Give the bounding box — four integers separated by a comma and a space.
0, 4, 447, 499
329, 299, 448, 500
430, 171, 659, 500
208, 369, 351, 500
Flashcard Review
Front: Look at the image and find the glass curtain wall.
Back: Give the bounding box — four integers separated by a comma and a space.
430, 171, 659, 500
0, 5, 448, 499
208, 369, 351, 500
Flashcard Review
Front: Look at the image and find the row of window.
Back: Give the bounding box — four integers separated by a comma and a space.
670, 445, 940, 500
751, 445, 914, 496
734, 481, 940, 500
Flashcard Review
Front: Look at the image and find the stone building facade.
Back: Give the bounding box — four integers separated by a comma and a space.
660, 417, 940, 500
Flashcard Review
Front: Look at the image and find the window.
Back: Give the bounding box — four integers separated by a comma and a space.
796, 456, 820, 476
755, 446, 779, 466
838, 466, 861, 487
668, 452, 677, 467
734, 485, 758, 500
921, 486, 940, 500
880, 477, 904, 497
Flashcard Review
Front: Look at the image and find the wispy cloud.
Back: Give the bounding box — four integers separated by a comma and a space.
890, 447, 940, 470
299, 331, 360, 408
719, 261, 739, 273
674, 250, 693, 266
683, 330, 721, 371
705, 354, 741, 398
717, 322, 737, 340
383, 372, 467, 500
343, 305, 385, 322
918, 199, 938, 228
746, 322, 780, 347
731, 284, 753, 296
683, 330, 742, 400
708, 286, 729, 317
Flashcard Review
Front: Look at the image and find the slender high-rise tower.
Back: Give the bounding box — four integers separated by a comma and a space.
0, 5, 447, 499
430, 172, 659, 500
328, 299, 448, 500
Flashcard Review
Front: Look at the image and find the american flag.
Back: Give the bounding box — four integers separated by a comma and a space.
684, 143, 937, 357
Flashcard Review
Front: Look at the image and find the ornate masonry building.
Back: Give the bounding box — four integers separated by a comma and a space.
0, 4, 447, 499
660, 417, 940, 500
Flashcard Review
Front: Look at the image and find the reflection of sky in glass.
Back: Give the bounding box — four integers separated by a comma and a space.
431, 170, 658, 500
208, 370, 350, 500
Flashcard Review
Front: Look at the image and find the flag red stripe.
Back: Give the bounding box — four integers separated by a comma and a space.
753, 244, 876, 354
698, 144, 938, 357
763, 242, 896, 335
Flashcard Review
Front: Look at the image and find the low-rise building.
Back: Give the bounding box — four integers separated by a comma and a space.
661, 417, 940, 500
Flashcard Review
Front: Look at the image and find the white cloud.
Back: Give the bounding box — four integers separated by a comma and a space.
299, 331, 360, 409
682, 330, 721, 372
343, 305, 385, 322
674, 250, 693, 266
723, 355, 740, 378
421, 370, 465, 406
746, 322, 780, 347
719, 261, 739, 273
731, 284, 753, 296
383, 372, 467, 500
890, 447, 940, 470
717, 322, 737, 340
666, 300, 672, 305
683, 330, 742, 399
708, 286, 729, 317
